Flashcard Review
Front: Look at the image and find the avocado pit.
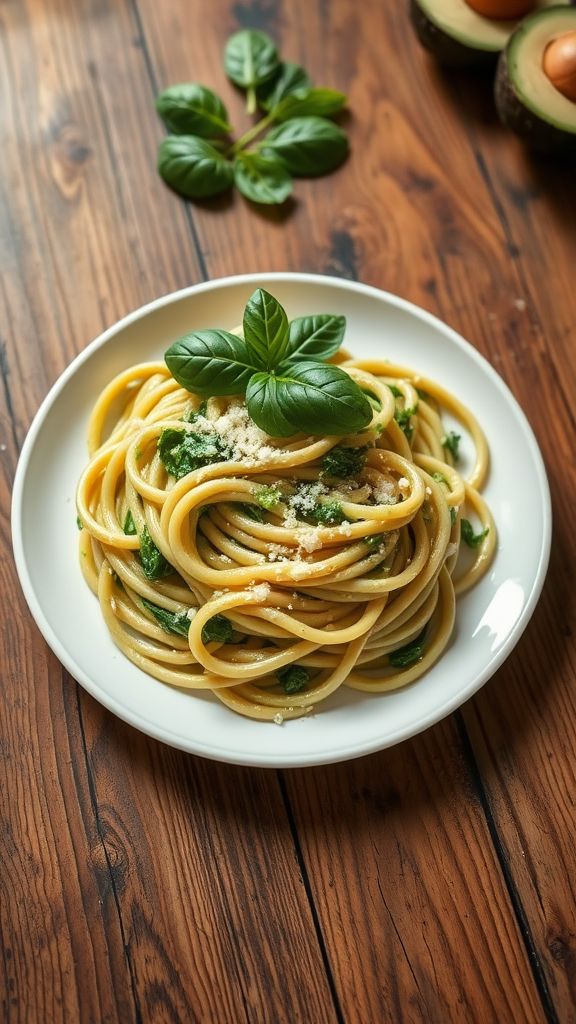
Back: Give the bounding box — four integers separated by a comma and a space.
543, 30, 576, 101
466, 0, 535, 20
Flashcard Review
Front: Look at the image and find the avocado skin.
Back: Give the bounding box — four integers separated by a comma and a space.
409, 0, 500, 67
495, 49, 576, 154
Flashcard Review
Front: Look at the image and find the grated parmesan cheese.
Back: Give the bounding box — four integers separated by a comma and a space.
273, 713, 284, 725
192, 401, 277, 463
250, 583, 271, 602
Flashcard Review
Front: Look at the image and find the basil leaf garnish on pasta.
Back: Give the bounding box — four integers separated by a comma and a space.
164, 289, 371, 439
284, 313, 345, 363
243, 288, 290, 368
165, 328, 261, 396
246, 361, 372, 437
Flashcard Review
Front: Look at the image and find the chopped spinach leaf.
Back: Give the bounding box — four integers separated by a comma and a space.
158, 427, 230, 479
461, 519, 489, 548
139, 526, 173, 580
432, 471, 448, 485
389, 630, 426, 669
364, 533, 385, 550
142, 598, 191, 637
277, 664, 310, 694
182, 399, 208, 423
236, 502, 265, 522
387, 384, 403, 398
321, 444, 368, 479
123, 510, 137, 535
309, 500, 345, 525
394, 405, 417, 440
76, 515, 83, 531
255, 484, 282, 510
450, 506, 458, 526
442, 431, 461, 461
201, 613, 234, 645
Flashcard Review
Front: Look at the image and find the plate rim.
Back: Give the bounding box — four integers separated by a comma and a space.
11, 272, 552, 767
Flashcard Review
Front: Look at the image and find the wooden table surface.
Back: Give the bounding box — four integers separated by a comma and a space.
2, 1, 575, 1021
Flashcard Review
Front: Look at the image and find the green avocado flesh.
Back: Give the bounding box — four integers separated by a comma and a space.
496, 7, 576, 151
411, 0, 571, 64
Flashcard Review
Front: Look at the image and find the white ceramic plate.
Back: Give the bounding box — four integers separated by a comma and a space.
12, 274, 551, 767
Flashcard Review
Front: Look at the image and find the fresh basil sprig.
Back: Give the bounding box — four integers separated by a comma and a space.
165, 289, 372, 439
155, 29, 349, 207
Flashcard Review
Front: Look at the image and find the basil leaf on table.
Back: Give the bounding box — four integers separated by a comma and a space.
155, 84, 231, 137
243, 288, 290, 369
284, 314, 346, 363
165, 329, 262, 395
262, 116, 348, 176
224, 29, 279, 113
158, 137, 233, 199
256, 62, 311, 111
271, 88, 346, 122
246, 361, 373, 437
233, 152, 292, 206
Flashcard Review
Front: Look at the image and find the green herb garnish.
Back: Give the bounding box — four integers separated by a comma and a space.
165, 289, 372, 439
155, 30, 349, 207
432, 471, 449, 485
461, 519, 489, 548
308, 500, 345, 526
442, 431, 461, 461
123, 510, 137, 536
236, 502, 265, 522
255, 484, 283, 510
182, 399, 208, 423
364, 534, 385, 550
389, 631, 426, 669
277, 664, 310, 694
201, 614, 234, 645
139, 527, 173, 581
158, 427, 230, 479
142, 599, 191, 637
387, 384, 403, 398
76, 515, 83, 531
322, 444, 367, 479
394, 406, 417, 440
450, 506, 458, 526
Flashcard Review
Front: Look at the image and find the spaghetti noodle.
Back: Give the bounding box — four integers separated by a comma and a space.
76, 350, 495, 722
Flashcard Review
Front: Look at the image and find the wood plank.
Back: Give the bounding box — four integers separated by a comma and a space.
441, 68, 576, 1021
283, 721, 545, 1023
0, 2, 337, 1021
133, 0, 562, 1019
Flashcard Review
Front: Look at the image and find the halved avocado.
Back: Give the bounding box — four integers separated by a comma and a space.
410, 0, 571, 67
495, 6, 576, 152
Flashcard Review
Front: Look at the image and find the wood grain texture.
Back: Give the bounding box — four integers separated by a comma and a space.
0, 2, 337, 1022
2, 0, 575, 1021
